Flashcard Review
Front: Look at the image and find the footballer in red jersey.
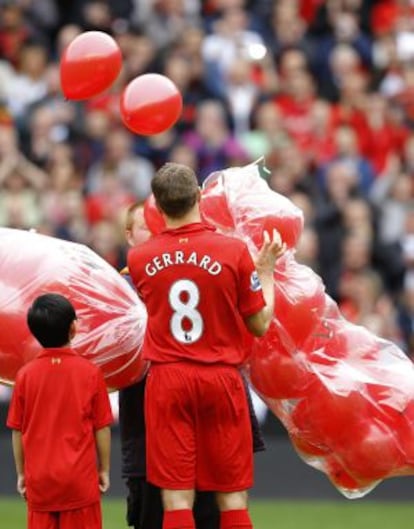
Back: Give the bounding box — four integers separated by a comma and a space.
128, 163, 285, 529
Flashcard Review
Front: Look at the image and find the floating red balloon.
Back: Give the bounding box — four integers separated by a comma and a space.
120, 74, 182, 135
60, 31, 122, 100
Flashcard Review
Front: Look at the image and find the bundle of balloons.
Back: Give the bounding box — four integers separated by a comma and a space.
60, 30, 182, 135
0, 229, 147, 391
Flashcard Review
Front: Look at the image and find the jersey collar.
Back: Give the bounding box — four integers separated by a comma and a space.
38, 347, 77, 358
162, 222, 216, 236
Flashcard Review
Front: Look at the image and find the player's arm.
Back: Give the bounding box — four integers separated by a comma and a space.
95, 426, 111, 493
11, 429, 26, 498
244, 230, 286, 337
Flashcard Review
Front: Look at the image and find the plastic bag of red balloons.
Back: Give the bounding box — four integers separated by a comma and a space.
0, 228, 147, 390
158, 160, 414, 499
197, 162, 414, 498
201, 162, 304, 249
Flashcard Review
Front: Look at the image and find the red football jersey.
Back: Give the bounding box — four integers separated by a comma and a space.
7, 347, 113, 512
127, 223, 265, 366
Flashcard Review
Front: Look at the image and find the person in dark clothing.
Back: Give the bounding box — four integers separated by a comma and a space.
118, 202, 265, 529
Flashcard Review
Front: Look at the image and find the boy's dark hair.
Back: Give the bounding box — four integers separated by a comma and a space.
151, 163, 199, 219
27, 294, 77, 348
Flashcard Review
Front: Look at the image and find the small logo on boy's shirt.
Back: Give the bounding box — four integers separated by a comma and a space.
51, 358, 61, 365
250, 271, 262, 292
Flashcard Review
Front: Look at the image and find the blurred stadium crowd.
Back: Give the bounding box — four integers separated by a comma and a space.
0, 0, 414, 360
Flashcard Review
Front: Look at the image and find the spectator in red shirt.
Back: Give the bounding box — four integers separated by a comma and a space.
274, 69, 317, 152
7, 293, 113, 529
363, 93, 409, 175
306, 99, 336, 166
127, 163, 286, 529
0, 3, 31, 66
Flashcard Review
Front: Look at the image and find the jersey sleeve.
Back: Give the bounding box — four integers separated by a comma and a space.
237, 244, 266, 318
92, 370, 113, 430
127, 248, 143, 299
6, 374, 24, 430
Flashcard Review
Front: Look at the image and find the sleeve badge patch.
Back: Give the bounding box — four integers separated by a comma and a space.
250, 271, 262, 292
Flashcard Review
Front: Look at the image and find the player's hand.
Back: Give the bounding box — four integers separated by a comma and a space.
255, 229, 286, 273
17, 474, 26, 500
99, 470, 110, 494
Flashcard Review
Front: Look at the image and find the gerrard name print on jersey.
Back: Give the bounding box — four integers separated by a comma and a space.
145, 251, 222, 277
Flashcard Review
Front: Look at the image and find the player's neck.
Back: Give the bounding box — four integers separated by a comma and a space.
165, 209, 202, 229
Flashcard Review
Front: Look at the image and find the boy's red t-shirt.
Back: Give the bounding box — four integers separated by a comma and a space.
127, 222, 266, 366
7, 347, 113, 512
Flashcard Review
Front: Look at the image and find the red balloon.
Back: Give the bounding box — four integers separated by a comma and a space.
241, 213, 303, 250
290, 432, 330, 458
325, 457, 372, 493
0, 313, 39, 383
295, 382, 370, 449
60, 31, 122, 100
395, 402, 414, 465
303, 318, 351, 365
273, 256, 326, 347
144, 194, 166, 235
365, 387, 414, 466
215, 163, 304, 249
339, 419, 404, 481
290, 395, 327, 450
250, 321, 311, 399
200, 179, 235, 231
120, 74, 183, 135
305, 321, 381, 367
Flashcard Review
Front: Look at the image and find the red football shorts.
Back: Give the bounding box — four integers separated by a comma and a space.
145, 362, 253, 491
28, 502, 102, 529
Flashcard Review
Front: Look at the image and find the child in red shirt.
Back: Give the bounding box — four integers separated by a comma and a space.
7, 293, 113, 529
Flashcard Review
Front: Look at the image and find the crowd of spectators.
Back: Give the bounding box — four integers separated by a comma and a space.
0, 0, 414, 356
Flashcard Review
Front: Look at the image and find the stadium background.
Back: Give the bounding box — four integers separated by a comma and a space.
2, 0, 414, 525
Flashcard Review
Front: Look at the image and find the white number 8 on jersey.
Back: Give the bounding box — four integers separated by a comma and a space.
169, 279, 203, 344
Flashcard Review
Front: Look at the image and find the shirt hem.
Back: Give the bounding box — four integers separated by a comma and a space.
6, 422, 21, 430
94, 419, 113, 430
28, 497, 100, 512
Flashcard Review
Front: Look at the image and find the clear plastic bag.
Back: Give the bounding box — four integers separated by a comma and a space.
201, 162, 414, 498
0, 228, 147, 390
